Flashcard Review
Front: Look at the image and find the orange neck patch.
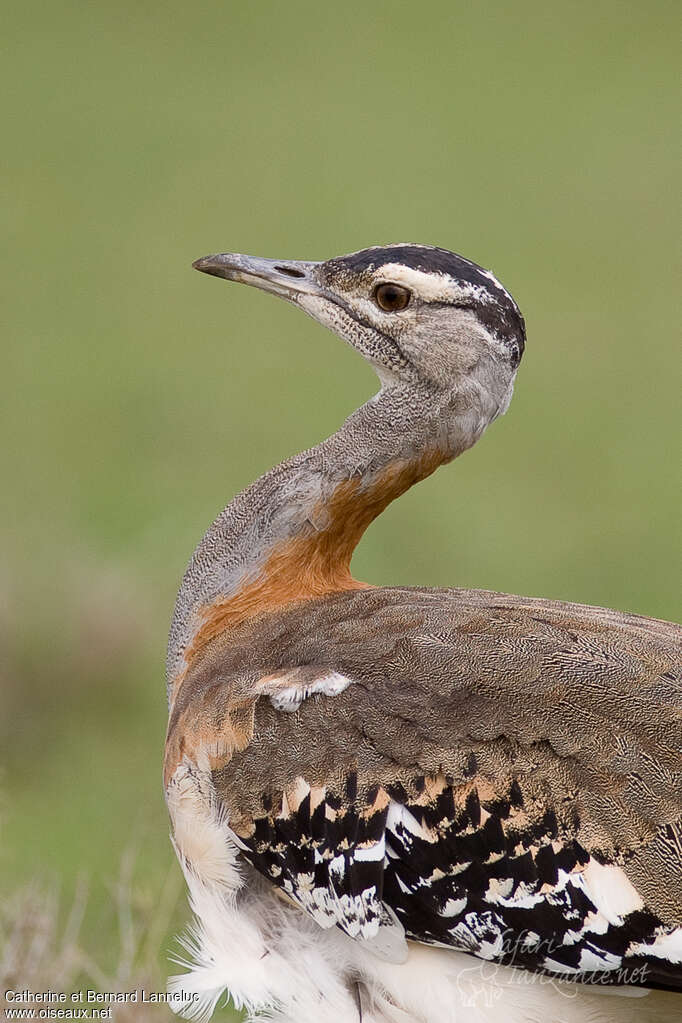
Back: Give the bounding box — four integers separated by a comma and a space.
185, 448, 446, 666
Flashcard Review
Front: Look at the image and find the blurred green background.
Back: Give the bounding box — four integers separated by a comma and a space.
1, 0, 679, 1017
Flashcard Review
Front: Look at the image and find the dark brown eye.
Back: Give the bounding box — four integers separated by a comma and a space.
374, 283, 411, 312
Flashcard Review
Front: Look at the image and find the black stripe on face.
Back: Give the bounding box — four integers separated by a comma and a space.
324, 245, 526, 365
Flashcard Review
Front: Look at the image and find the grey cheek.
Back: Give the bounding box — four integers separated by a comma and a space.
298, 295, 410, 375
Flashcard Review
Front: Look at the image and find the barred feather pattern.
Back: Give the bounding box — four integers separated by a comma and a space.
239, 774, 682, 991
167, 763, 682, 1023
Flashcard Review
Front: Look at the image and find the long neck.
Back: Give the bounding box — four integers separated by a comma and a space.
166, 381, 495, 695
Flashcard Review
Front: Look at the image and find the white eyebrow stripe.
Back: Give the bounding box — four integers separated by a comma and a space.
374, 263, 462, 302
374, 263, 505, 308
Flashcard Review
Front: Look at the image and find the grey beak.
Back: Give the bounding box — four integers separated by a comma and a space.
192, 253, 323, 301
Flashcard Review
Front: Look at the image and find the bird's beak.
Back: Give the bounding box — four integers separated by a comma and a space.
192, 253, 323, 302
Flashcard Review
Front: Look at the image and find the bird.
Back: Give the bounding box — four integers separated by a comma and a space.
164, 244, 682, 1023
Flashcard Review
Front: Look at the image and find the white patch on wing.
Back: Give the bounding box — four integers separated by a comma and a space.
262, 670, 352, 712
564, 909, 610, 943
440, 896, 467, 918
579, 859, 644, 926
542, 957, 581, 975
578, 947, 623, 972
495, 887, 546, 910
283, 878, 379, 938
488, 865, 573, 911
355, 834, 387, 862
329, 853, 347, 879
629, 927, 682, 963
387, 800, 437, 844
286, 775, 311, 810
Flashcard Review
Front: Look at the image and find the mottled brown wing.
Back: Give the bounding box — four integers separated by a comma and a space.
167, 586, 682, 984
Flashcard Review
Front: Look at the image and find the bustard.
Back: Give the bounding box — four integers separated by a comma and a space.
165, 245, 681, 1023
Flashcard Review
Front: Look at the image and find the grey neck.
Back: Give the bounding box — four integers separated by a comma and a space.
166, 374, 507, 692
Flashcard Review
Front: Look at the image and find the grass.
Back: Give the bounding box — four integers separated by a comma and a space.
0, 844, 240, 1021
1, 0, 679, 1008
1, 857, 177, 1016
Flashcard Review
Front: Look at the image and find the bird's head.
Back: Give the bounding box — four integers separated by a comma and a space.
193, 244, 525, 416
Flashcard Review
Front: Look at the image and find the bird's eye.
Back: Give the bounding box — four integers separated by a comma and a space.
374, 283, 411, 312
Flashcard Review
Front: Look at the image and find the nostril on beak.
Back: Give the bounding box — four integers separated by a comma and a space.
275, 265, 306, 278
